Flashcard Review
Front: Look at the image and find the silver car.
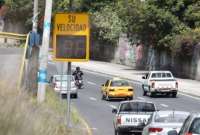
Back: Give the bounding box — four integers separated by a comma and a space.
50, 75, 78, 98
168, 113, 200, 135
142, 111, 190, 135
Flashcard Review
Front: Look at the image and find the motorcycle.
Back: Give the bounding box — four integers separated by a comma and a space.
75, 79, 83, 89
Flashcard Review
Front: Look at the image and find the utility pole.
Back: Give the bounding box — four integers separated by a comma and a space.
25, 0, 39, 92
33, 0, 38, 32
37, 0, 53, 102
66, 0, 73, 128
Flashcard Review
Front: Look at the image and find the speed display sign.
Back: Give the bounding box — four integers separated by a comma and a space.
53, 13, 90, 62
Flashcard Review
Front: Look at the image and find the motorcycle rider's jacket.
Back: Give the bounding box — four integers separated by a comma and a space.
72, 70, 83, 80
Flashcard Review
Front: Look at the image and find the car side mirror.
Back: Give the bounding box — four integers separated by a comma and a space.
168, 130, 178, 135
112, 108, 117, 114
142, 76, 146, 79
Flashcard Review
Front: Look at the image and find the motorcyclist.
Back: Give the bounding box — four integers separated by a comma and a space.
72, 67, 83, 81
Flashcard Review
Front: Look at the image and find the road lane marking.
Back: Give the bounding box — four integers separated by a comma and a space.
109, 104, 117, 109
137, 97, 145, 100
91, 127, 97, 130
160, 104, 169, 108
87, 81, 97, 85
89, 97, 97, 101
179, 93, 200, 101
48, 61, 55, 65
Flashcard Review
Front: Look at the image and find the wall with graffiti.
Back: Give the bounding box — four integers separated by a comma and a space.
113, 34, 147, 69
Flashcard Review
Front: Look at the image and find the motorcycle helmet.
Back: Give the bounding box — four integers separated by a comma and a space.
76, 66, 80, 71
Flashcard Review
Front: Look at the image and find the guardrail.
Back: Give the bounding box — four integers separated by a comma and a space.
0, 32, 27, 40
17, 33, 29, 90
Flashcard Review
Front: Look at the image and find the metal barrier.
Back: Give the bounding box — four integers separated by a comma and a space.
0, 32, 27, 40
17, 33, 29, 90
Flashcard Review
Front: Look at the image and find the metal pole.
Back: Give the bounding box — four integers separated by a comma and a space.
60, 63, 64, 99
67, 62, 71, 127
66, 0, 73, 128
33, 0, 38, 32
37, 0, 53, 102
25, 0, 38, 90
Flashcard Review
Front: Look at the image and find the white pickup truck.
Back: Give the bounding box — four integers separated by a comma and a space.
142, 71, 178, 97
112, 100, 156, 135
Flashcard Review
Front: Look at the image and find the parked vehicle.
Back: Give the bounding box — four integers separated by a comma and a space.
142, 71, 178, 97
49, 75, 78, 98
168, 113, 200, 135
142, 110, 190, 135
112, 100, 156, 135
101, 77, 134, 101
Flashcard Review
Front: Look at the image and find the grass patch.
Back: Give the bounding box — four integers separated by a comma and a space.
0, 84, 87, 135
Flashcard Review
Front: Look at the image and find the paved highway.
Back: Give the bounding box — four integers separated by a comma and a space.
0, 48, 23, 85
48, 62, 200, 135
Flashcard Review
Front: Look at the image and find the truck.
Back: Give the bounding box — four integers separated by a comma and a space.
112, 100, 156, 135
142, 71, 178, 98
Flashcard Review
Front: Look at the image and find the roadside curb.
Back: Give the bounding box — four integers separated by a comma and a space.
179, 90, 200, 99
79, 67, 200, 100
77, 67, 142, 84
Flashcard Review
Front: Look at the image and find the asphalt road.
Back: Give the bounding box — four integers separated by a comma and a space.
0, 48, 23, 85
48, 62, 200, 135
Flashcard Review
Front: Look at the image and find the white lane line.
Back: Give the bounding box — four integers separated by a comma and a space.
48, 61, 55, 65
87, 81, 97, 85
179, 93, 200, 101
89, 97, 97, 101
109, 104, 117, 109
137, 97, 145, 100
91, 128, 98, 130
160, 104, 169, 108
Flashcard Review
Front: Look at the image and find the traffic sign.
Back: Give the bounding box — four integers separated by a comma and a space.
53, 13, 90, 62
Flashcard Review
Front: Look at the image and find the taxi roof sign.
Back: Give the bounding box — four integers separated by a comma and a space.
53, 13, 90, 62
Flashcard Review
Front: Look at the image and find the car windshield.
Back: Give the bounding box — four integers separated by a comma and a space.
110, 80, 129, 87
151, 73, 172, 78
189, 118, 200, 134
55, 76, 74, 81
154, 112, 188, 123
119, 102, 155, 113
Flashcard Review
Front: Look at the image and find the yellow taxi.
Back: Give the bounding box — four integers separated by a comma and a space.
101, 78, 134, 101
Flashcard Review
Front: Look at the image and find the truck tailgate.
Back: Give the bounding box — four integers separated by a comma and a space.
120, 114, 151, 126
153, 80, 176, 89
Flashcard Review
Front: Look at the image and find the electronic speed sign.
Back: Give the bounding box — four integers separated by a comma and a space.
53, 13, 90, 62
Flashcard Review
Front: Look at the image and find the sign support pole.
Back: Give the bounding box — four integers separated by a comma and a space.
66, 62, 71, 127
60, 62, 64, 99
66, 0, 73, 128
37, 0, 52, 102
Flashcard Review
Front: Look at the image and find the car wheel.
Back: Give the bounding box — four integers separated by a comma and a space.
166, 93, 170, 97
106, 93, 110, 101
128, 97, 133, 100
150, 92, 156, 97
143, 91, 147, 96
101, 94, 105, 100
73, 93, 78, 98
142, 85, 147, 96
172, 92, 177, 98
115, 129, 123, 135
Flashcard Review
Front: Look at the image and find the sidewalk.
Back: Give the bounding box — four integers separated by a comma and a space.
72, 60, 200, 98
